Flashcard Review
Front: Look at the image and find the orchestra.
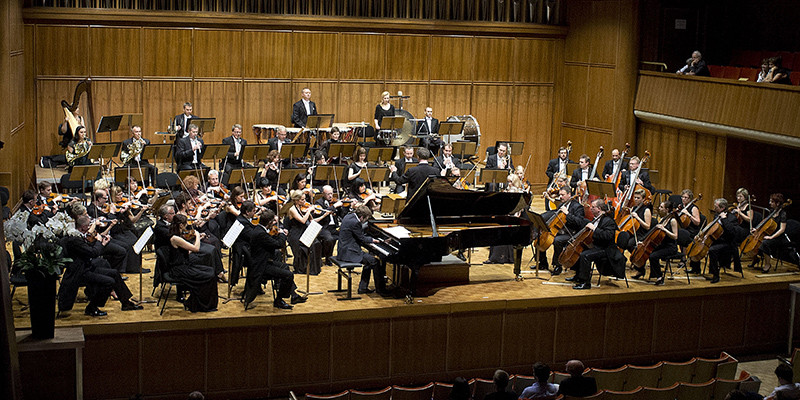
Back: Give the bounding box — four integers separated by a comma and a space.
9, 94, 798, 319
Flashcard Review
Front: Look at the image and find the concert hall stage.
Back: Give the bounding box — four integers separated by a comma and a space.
11, 246, 800, 400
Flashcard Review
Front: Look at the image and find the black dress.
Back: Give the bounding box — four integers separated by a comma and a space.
374, 104, 395, 128
168, 239, 218, 312
286, 205, 323, 275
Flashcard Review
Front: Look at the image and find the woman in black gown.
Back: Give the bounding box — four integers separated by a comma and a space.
285, 190, 325, 275
168, 214, 218, 312
373, 91, 395, 131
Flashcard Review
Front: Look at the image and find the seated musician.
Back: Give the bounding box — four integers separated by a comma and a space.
349, 178, 380, 212
434, 143, 463, 177
545, 146, 572, 185
36, 181, 60, 217
635, 200, 679, 285
175, 124, 207, 171
66, 125, 93, 173
220, 123, 249, 175
569, 199, 626, 290
267, 125, 291, 154
543, 174, 568, 209
569, 154, 600, 188
108, 185, 150, 274
182, 175, 208, 203
20, 189, 50, 228
153, 204, 175, 251
616, 189, 652, 254
749, 193, 789, 273
291, 173, 316, 203
538, 187, 587, 275
121, 125, 156, 183
707, 198, 744, 283
126, 177, 158, 208
58, 215, 143, 317
316, 185, 346, 265
392, 146, 418, 193
486, 143, 513, 192
338, 205, 389, 296
167, 214, 219, 312
228, 200, 260, 290
621, 156, 655, 194
388, 147, 440, 199
173, 192, 226, 282
86, 190, 129, 274
245, 209, 307, 310
515, 166, 532, 192
259, 150, 281, 187
319, 126, 340, 159
255, 180, 282, 215
205, 170, 229, 201
678, 189, 703, 274
506, 173, 524, 193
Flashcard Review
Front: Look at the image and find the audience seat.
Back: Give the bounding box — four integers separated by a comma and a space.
349, 387, 391, 400
778, 51, 795, 69
432, 382, 452, 400
640, 382, 679, 400
708, 65, 724, 78
713, 378, 741, 400
675, 379, 714, 400
658, 358, 696, 388
514, 374, 536, 396
739, 67, 759, 81
390, 383, 434, 400
623, 362, 662, 391
790, 71, 800, 86
552, 371, 570, 385
471, 378, 494, 400
715, 352, 738, 380
586, 366, 627, 391
737, 371, 762, 394
604, 387, 643, 399
722, 66, 741, 79
305, 390, 350, 400
693, 354, 728, 383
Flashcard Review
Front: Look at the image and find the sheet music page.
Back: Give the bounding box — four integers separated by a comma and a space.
222, 220, 244, 248
300, 220, 323, 247
384, 225, 411, 239
134, 226, 154, 255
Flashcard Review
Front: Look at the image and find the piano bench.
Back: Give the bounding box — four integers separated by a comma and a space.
328, 257, 362, 301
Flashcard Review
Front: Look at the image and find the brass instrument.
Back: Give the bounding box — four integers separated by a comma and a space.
121, 138, 145, 164
66, 140, 92, 165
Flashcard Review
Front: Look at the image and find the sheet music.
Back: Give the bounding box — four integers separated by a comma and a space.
222, 220, 244, 248
134, 226, 153, 255
383, 225, 411, 239
300, 220, 322, 248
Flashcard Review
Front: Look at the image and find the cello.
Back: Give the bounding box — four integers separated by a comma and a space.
558, 213, 603, 269
535, 195, 579, 252
677, 193, 704, 229
686, 205, 735, 262
544, 140, 572, 211
629, 206, 679, 269
739, 199, 792, 256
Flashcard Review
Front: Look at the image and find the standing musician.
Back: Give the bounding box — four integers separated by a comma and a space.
602, 149, 628, 182
706, 198, 742, 283
621, 156, 655, 193
569, 199, 626, 290
538, 187, 587, 275
486, 143, 513, 192
373, 91, 395, 131
175, 124, 207, 171
389, 147, 440, 199
570, 154, 600, 188
66, 125, 93, 172
434, 143, 462, 177
678, 189, 703, 274
316, 185, 346, 265
292, 87, 317, 129
286, 190, 327, 275
616, 189, 653, 255
220, 124, 249, 177
636, 200, 679, 285
338, 205, 389, 296
749, 193, 789, 273
545, 146, 572, 184
416, 106, 444, 155
172, 102, 196, 140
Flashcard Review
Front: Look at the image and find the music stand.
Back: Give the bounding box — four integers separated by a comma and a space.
585, 180, 617, 200
280, 143, 308, 163
228, 167, 258, 193
380, 193, 406, 215
96, 115, 123, 137
479, 168, 509, 190
366, 147, 396, 166
439, 121, 465, 143
114, 167, 154, 186
154, 131, 175, 144
178, 169, 203, 181
119, 113, 143, 131
452, 141, 478, 161
69, 165, 102, 201
279, 167, 307, 192
401, 162, 419, 173
202, 144, 229, 167
315, 165, 347, 184
496, 141, 525, 156
188, 117, 216, 134
89, 142, 121, 177
523, 211, 549, 279
141, 143, 172, 171
379, 116, 405, 145
242, 145, 271, 164
306, 114, 334, 130
329, 143, 357, 162
363, 167, 389, 185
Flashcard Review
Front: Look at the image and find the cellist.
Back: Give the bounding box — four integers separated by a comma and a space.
748, 193, 789, 272
636, 201, 679, 285
678, 189, 703, 274
570, 199, 626, 290
616, 189, 652, 254
705, 198, 742, 283
621, 156, 655, 194
537, 187, 587, 276
569, 154, 600, 189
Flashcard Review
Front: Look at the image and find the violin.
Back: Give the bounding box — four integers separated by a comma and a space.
268, 224, 280, 236
31, 204, 47, 215
739, 199, 792, 256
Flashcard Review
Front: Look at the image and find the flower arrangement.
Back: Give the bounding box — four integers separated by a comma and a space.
4, 210, 73, 279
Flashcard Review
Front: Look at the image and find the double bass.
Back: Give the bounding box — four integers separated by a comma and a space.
576, 146, 604, 206
613, 151, 650, 218
739, 199, 792, 256
605, 143, 630, 190
544, 140, 572, 211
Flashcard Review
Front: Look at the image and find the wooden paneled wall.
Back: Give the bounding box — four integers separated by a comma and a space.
28, 24, 562, 184
555, 0, 638, 169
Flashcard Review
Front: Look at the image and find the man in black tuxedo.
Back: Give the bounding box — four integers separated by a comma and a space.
434, 143, 463, 176
570, 154, 600, 188
389, 147, 440, 199
337, 205, 388, 295
485, 143, 513, 192
569, 199, 626, 290
315, 185, 346, 264
538, 187, 587, 275
602, 148, 628, 180
175, 124, 207, 171
220, 123, 249, 175
545, 146, 573, 184
121, 125, 156, 184
267, 126, 292, 167
416, 107, 443, 154
172, 102, 195, 140
621, 156, 655, 193
291, 87, 317, 128
392, 146, 418, 193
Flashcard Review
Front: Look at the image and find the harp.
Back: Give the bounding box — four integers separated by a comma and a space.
61, 79, 96, 142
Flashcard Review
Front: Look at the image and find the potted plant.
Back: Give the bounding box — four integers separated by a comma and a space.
5, 211, 72, 339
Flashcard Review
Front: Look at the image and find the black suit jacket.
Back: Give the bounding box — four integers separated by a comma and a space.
267, 137, 291, 152
153, 219, 171, 250
602, 159, 629, 179
221, 136, 247, 168
173, 113, 196, 139
337, 213, 372, 263
416, 117, 439, 135
570, 167, 600, 188
395, 157, 418, 175
175, 136, 206, 168
390, 163, 440, 199
557, 376, 598, 397
485, 153, 513, 170
592, 213, 627, 278
58, 234, 104, 311
563, 199, 589, 233
315, 197, 345, 228
545, 157, 574, 182
291, 100, 317, 128
250, 226, 287, 268
621, 168, 655, 193
121, 137, 152, 165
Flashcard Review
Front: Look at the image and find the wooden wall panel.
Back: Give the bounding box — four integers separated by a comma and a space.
141, 80, 193, 141
586, 66, 615, 131
471, 85, 512, 149
339, 33, 385, 81
243, 31, 292, 79
447, 312, 503, 371
744, 292, 790, 345
293, 32, 339, 79
337, 82, 384, 125
270, 324, 331, 386
653, 297, 702, 356
91, 80, 142, 143
391, 316, 448, 376
563, 1, 591, 63
141, 28, 192, 77
511, 86, 554, 183
588, 1, 619, 65
554, 304, 607, 362
243, 81, 292, 131
383, 83, 429, 117
194, 29, 243, 78
89, 27, 141, 77
515, 39, 556, 83
700, 294, 747, 351
561, 65, 587, 126
428, 84, 472, 127
502, 309, 556, 367
331, 320, 391, 381
430, 36, 472, 81
386, 35, 429, 81
474, 37, 513, 82
141, 331, 206, 395
604, 302, 654, 360
292, 82, 339, 119
35, 26, 88, 77
194, 81, 242, 144
207, 328, 270, 391
10, 56, 24, 132
36, 79, 81, 156
83, 334, 140, 400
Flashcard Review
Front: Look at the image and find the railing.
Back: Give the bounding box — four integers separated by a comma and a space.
25, 0, 565, 24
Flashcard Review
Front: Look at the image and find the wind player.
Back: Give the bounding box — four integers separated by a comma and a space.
220, 124, 249, 178
392, 146, 417, 193
121, 125, 156, 185
485, 143, 513, 192
291, 87, 317, 129
173, 102, 196, 140
175, 124, 207, 171
434, 143, 463, 177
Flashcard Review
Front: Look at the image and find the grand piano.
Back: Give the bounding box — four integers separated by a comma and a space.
366, 177, 538, 296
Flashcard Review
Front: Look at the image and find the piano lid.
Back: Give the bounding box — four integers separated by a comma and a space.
396, 177, 531, 224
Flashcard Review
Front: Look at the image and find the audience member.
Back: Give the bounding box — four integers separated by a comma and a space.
726, 388, 765, 400
188, 391, 204, 400
484, 369, 517, 400
519, 362, 558, 399
764, 56, 793, 85
765, 363, 800, 400
757, 58, 770, 82
676, 50, 710, 76
450, 377, 471, 400
557, 360, 598, 397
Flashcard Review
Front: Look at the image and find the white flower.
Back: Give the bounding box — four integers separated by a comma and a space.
3, 210, 29, 242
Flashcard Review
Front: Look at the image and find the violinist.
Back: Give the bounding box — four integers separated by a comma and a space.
205, 169, 229, 201
108, 186, 149, 274
621, 156, 655, 194
167, 214, 219, 312
349, 178, 381, 212
506, 173, 524, 193
245, 209, 306, 310
153, 205, 175, 251
570, 199, 626, 290
286, 190, 326, 275
316, 185, 345, 265
20, 190, 50, 228
678, 189, 703, 274
126, 177, 157, 208
255, 181, 282, 214
570, 154, 600, 189
389, 147, 439, 199
515, 165, 531, 192
229, 200, 260, 288
222, 186, 247, 234
545, 146, 572, 185
616, 189, 653, 254
36, 181, 61, 217
259, 150, 281, 186
174, 192, 226, 283
537, 187, 587, 275
636, 201, 679, 285
58, 215, 143, 317
706, 198, 742, 283
748, 193, 789, 273
86, 190, 129, 274
292, 173, 316, 203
